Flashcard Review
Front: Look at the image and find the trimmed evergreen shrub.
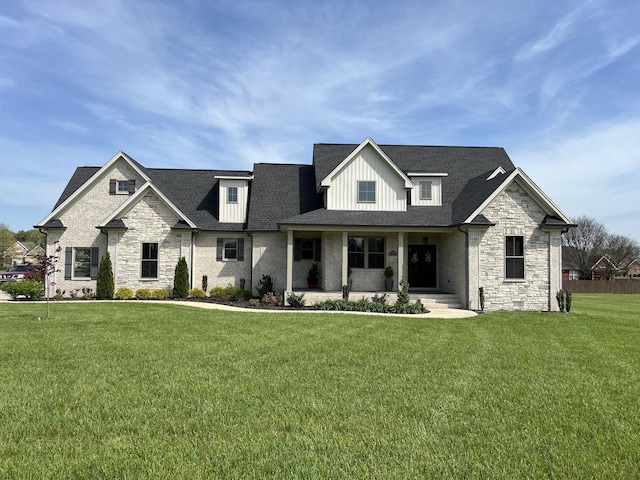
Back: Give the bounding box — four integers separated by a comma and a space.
152, 288, 169, 299
96, 252, 115, 299
173, 257, 189, 298
114, 286, 134, 300
189, 288, 206, 299
286, 292, 306, 308
135, 288, 153, 300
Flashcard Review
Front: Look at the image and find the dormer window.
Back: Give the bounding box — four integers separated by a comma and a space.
228, 186, 238, 203
420, 181, 432, 200
358, 181, 376, 203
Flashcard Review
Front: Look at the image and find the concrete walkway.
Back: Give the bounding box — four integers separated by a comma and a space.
0, 291, 476, 319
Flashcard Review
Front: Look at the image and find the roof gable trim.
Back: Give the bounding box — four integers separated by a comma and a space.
319, 137, 413, 189
37, 151, 151, 227
97, 183, 197, 229
462, 168, 572, 225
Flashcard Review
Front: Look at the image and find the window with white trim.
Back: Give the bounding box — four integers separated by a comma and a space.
505, 236, 524, 279
348, 237, 385, 269
224, 239, 237, 260
228, 186, 238, 203
420, 181, 432, 200
357, 181, 376, 203
117, 180, 130, 193
74, 248, 91, 278
141, 242, 158, 278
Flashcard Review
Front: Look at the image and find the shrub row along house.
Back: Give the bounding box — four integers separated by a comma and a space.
36, 137, 573, 311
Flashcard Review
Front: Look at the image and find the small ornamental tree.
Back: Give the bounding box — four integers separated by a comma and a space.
173, 257, 189, 298
96, 252, 114, 299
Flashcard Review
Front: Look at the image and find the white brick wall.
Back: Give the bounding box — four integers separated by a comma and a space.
193, 232, 251, 291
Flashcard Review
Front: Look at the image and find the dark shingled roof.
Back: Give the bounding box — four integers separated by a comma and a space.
47, 142, 571, 232
247, 164, 323, 231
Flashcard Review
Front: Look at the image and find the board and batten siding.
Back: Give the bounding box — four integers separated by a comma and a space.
410, 177, 443, 206
326, 144, 407, 211
218, 179, 249, 223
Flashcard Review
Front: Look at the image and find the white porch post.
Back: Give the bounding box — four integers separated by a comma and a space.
342, 231, 348, 286
397, 232, 404, 291
286, 230, 293, 294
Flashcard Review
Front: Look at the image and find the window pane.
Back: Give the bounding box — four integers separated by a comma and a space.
228, 186, 238, 203
74, 248, 91, 278
224, 239, 237, 259
348, 237, 365, 268
506, 258, 524, 279
301, 239, 314, 260
117, 181, 129, 193
142, 243, 158, 278
368, 237, 385, 269
420, 181, 432, 200
505, 236, 524, 279
358, 181, 375, 202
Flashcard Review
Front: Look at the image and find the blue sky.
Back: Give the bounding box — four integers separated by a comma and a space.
1, 0, 639, 241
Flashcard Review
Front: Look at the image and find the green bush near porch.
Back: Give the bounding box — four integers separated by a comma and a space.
0, 294, 639, 478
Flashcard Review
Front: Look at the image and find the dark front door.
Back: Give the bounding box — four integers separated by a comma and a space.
408, 244, 437, 289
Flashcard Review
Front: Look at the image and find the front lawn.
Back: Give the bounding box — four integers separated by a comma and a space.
1, 295, 639, 478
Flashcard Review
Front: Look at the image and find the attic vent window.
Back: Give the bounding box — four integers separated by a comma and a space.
117, 181, 129, 193
110, 179, 136, 195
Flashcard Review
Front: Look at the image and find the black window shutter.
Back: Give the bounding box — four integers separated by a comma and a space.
314, 239, 321, 262
109, 179, 116, 194
90, 247, 99, 279
294, 239, 301, 262
64, 247, 72, 280
216, 238, 223, 261
237, 238, 244, 261
128, 179, 136, 194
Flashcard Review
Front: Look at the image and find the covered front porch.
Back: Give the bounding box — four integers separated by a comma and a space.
282, 226, 468, 309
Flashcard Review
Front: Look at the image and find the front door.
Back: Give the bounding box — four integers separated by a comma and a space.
408, 244, 437, 289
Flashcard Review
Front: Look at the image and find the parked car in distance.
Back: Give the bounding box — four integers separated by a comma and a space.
0, 264, 37, 284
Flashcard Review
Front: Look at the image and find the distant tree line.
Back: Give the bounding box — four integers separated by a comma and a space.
563, 215, 640, 280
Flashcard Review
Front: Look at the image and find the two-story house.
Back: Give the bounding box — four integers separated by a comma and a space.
36, 137, 573, 311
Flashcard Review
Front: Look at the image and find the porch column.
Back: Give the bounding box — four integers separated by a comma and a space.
342, 231, 348, 286
286, 230, 293, 293
397, 232, 404, 291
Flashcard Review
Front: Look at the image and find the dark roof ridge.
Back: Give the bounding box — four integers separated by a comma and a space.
313, 142, 506, 149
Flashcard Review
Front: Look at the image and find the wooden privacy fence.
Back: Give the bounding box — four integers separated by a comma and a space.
563, 280, 640, 294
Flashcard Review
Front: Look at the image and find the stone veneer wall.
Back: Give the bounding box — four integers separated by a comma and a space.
110, 192, 186, 293
476, 183, 555, 311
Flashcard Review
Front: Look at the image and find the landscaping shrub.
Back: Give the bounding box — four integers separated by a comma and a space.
189, 288, 206, 299
314, 296, 427, 314
257, 274, 275, 298
0, 280, 43, 300
248, 298, 259, 307
135, 288, 153, 300
261, 291, 282, 306
173, 257, 189, 298
96, 252, 114, 299
286, 292, 306, 308
396, 279, 410, 306
114, 286, 134, 300
151, 288, 169, 300
209, 285, 252, 302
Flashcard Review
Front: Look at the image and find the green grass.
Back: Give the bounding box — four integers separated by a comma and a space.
1, 295, 639, 478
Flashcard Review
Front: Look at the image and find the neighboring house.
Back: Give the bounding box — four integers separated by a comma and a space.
2, 241, 44, 266
591, 254, 618, 280
35, 137, 573, 311
618, 258, 640, 277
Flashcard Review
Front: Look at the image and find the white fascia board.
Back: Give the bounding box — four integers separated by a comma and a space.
319, 137, 413, 189
214, 175, 254, 180
98, 183, 197, 229
486, 166, 506, 180
408, 173, 449, 177
37, 151, 150, 226
462, 167, 572, 225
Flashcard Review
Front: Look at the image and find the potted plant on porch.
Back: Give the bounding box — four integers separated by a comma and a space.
384, 265, 394, 291
307, 263, 319, 289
